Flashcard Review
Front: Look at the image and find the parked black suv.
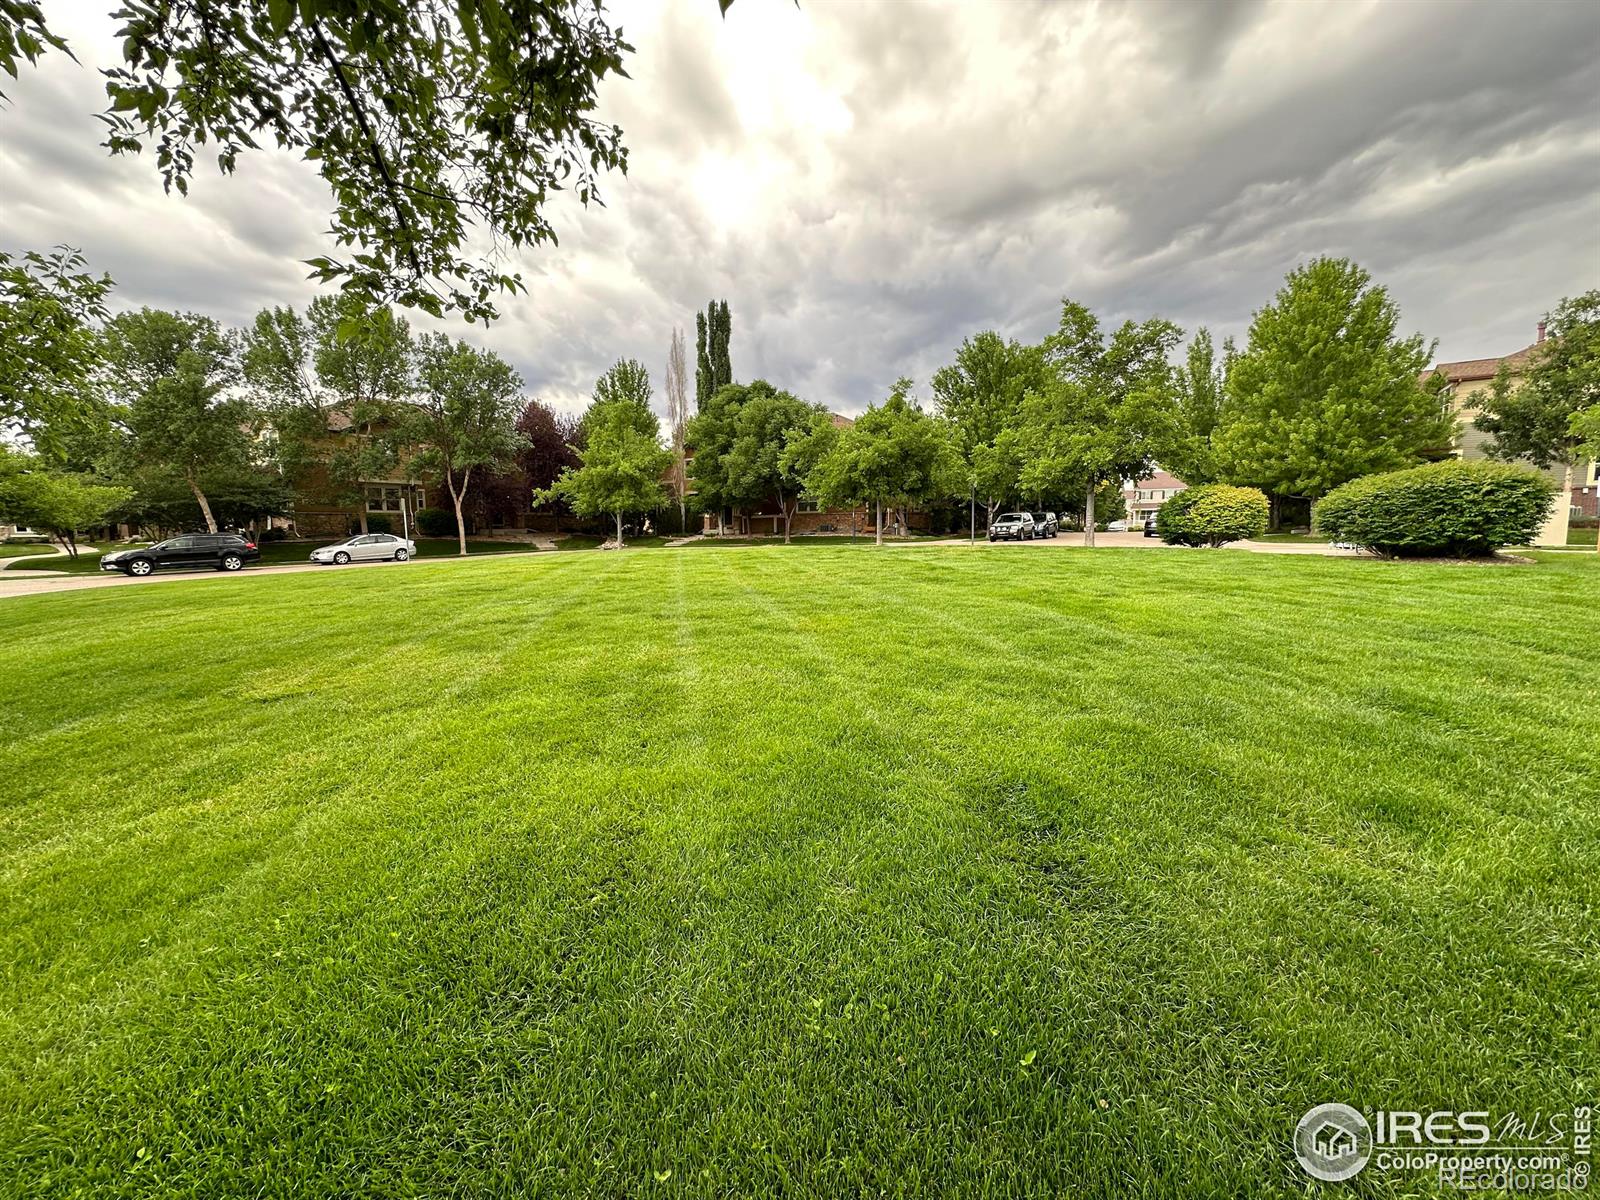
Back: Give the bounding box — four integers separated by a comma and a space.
1030, 511, 1059, 538
988, 512, 1035, 541
1143, 516, 1160, 537
101, 533, 262, 576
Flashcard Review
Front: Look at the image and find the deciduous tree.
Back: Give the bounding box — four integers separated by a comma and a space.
1213, 258, 1450, 526
105, 308, 248, 532
1475, 289, 1600, 549
0, 246, 113, 452
723, 386, 819, 542
932, 331, 1048, 530
1160, 327, 1231, 486
685, 380, 754, 533
1009, 301, 1182, 546
665, 327, 691, 528
4, 2, 632, 322
802, 379, 959, 545
408, 334, 526, 555
242, 297, 414, 532
541, 395, 670, 548
593, 357, 653, 412
0, 448, 132, 557
931, 331, 1045, 454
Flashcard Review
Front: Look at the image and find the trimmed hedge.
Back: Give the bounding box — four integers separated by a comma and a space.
364, 513, 394, 535
1314, 460, 1556, 557
1156, 485, 1269, 547
414, 507, 457, 538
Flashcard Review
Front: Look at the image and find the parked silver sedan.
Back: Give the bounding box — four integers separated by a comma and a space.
310, 533, 417, 565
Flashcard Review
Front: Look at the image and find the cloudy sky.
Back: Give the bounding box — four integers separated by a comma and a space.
3, 0, 1598, 419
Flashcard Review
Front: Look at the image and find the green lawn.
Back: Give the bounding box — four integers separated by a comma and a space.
0, 541, 57, 559
1567, 525, 1597, 546
3, 547, 1596, 1197
9, 538, 531, 573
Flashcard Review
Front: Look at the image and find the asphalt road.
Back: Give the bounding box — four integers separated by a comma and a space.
0, 551, 542, 600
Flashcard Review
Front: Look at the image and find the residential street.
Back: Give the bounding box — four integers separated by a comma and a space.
0, 551, 540, 599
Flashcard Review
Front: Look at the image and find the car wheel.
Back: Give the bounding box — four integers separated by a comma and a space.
126, 558, 154, 576
988, 535, 996, 542
334, 551, 351, 565
393, 548, 410, 561
220, 554, 244, 571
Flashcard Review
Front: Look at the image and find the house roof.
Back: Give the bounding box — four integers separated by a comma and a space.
1125, 470, 1186, 492
1427, 341, 1540, 384
829, 412, 854, 429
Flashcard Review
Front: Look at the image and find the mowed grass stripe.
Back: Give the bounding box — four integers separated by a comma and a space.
1, 546, 1596, 1197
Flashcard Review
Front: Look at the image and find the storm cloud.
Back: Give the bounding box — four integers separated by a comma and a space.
2, 0, 1597, 419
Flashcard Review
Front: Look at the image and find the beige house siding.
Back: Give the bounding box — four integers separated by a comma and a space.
1445, 374, 1570, 547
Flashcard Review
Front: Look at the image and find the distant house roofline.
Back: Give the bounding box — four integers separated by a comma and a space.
1426, 323, 1548, 385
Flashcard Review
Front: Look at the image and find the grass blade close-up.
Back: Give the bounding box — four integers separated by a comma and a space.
3, 545, 1595, 1197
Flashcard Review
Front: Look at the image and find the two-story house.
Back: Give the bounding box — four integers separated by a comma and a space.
1122, 470, 1187, 527
1425, 323, 1571, 547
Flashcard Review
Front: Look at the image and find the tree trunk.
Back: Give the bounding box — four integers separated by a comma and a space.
358, 508, 369, 534
449, 466, 471, 556
615, 511, 624, 549
1083, 480, 1096, 548
1268, 493, 1281, 532
779, 488, 793, 543
874, 498, 883, 546
185, 469, 218, 533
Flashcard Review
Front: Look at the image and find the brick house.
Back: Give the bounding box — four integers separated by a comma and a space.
1425, 323, 1572, 547
1569, 459, 1600, 524
276, 410, 432, 539
1122, 470, 1187, 526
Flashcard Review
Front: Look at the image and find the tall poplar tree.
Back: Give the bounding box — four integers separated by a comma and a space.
710, 300, 733, 392
665, 327, 691, 528
694, 309, 712, 411
695, 299, 732, 408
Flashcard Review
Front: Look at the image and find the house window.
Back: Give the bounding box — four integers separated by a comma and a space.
797, 498, 821, 513
366, 485, 406, 512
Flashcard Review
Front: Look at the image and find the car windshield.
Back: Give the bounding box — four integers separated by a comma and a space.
1000, 513, 1027, 522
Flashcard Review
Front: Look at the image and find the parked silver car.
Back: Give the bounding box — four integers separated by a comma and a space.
310, 533, 416, 565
